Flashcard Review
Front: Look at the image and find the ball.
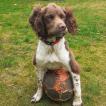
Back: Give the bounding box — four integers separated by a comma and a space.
43, 68, 74, 102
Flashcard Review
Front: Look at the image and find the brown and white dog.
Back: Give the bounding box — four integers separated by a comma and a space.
29, 3, 82, 106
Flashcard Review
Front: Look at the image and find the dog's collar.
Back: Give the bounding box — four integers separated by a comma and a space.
40, 35, 63, 46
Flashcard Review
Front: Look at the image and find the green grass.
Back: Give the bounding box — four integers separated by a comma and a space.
0, 0, 106, 106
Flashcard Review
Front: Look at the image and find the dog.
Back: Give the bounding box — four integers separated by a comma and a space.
29, 3, 82, 106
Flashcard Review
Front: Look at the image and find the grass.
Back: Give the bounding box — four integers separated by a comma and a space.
0, 0, 106, 106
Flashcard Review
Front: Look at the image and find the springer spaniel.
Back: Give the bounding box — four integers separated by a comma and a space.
29, 3, 82, 106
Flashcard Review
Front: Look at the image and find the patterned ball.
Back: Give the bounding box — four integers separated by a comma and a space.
43, 69, 74, 102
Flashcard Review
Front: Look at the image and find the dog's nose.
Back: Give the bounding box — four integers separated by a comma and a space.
58, 24, 66, 31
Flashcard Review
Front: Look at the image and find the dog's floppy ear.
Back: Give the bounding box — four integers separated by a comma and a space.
29, 6, 46, 37
29, 6, 41, 28
63, 7, 77, 35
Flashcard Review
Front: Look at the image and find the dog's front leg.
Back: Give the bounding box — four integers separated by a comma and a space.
70, 61, 82, 106
31, 67, 45, 103
69, 51, 82, 106
64, 61, 82, 106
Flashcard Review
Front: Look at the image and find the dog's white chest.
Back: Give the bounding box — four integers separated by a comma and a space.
36, 38, 70, 70
45, 51, 64, 69
45, 47, 59, 62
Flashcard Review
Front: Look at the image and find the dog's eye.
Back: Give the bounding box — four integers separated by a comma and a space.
59, 14, 65, 19
46, 14, 54, 20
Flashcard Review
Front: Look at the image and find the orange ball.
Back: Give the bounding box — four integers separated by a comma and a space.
43, 69, 74, 102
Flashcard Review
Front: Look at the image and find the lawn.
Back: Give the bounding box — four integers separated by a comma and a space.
0, 0, 106, 106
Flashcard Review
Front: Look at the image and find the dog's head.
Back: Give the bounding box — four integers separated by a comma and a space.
29, 3, 77, 39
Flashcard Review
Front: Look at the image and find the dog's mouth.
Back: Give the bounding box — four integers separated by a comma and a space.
44, 31, 66, 45
49, 29, 67, 38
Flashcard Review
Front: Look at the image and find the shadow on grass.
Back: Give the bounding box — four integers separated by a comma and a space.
33, 93, 73, 106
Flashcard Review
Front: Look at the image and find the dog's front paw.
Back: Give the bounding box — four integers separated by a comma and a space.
73, 97, 83, 106
31, 89, 43, 103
